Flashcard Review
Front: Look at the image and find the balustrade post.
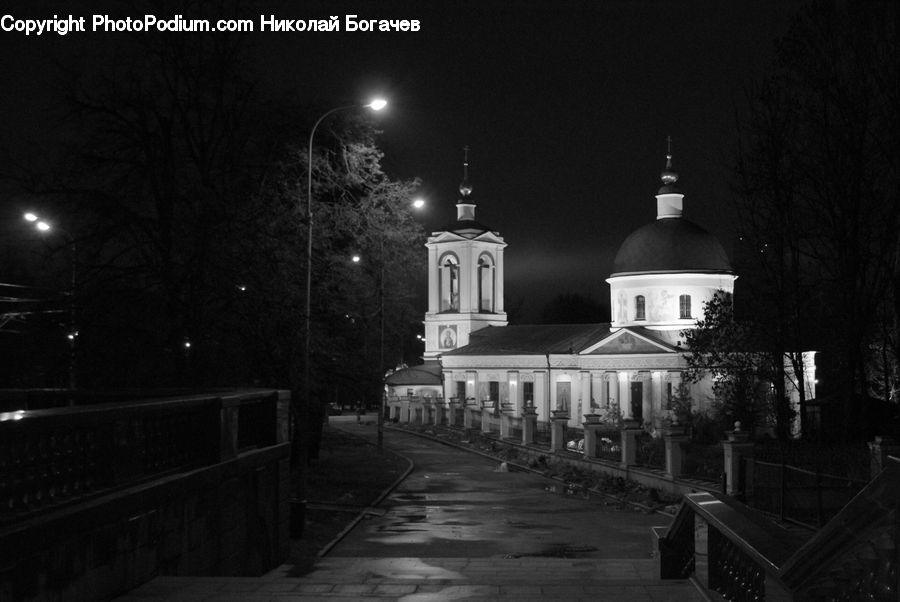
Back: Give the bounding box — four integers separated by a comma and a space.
480, 403, 491, 433
620, 420, 642, 467
550, 415, 568, 452
447, 400, 460, 427
400, 398, 411, 424
583, 423, 602, 459
722, 422, 754, 497
868, 435, 900, 479
432, 401, 443, 426
663, 425, 689, 479
500, 410, 513, 439
522, 407, 537, 445
276, 391, 291, 444
464, 403, 476, 429
220, 398, 239, 461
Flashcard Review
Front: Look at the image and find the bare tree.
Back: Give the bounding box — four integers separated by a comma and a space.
734, 0, 898, 439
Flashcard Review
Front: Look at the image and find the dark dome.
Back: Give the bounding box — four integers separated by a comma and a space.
611, 217, 733, 276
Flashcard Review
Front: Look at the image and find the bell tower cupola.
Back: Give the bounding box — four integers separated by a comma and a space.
423, 147, 508, 360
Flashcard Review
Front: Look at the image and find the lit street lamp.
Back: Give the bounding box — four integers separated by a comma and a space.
352, 197, 425, 450
301, 98, 387, 465
23, 212, 78, 389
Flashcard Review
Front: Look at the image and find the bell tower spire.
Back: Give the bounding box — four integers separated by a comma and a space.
656, 136, 684, 219
457, 145, 477, 222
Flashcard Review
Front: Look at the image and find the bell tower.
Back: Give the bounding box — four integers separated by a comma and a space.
424, 147, 507, 360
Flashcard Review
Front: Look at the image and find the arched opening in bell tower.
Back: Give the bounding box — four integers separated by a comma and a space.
439, 253, 460, 312
478, 253, 495, 313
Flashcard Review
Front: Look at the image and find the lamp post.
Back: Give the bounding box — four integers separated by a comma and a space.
354, 198, 425, 451
23, 212, 77, 390
301, 98, 386, 465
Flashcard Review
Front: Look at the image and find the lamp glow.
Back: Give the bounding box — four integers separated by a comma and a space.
24, 212, 37, 222
412, 198, 425, 209
368, 98, 387, 111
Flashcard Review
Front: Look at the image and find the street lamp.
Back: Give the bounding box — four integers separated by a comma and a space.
346, 197, 425, 451
23, 212, 78, 389
301, 98, 387, 464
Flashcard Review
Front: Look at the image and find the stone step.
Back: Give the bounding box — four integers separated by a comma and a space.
119, 557, 706, 601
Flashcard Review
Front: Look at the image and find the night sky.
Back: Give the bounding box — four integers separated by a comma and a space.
0, 0, 806, 320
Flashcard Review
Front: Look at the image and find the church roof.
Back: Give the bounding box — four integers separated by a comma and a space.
443, 324, 613, 356
611, 217, 733, 276
435, 219, 496, 237
384, 361, 442, 386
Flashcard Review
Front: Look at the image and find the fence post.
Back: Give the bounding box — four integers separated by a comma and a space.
620, 420, 642, 467
522, 407, 537, 445
868, 436, 900, 479
480, 402, 492, 434
663, 426, 689, 479
550, 414, 568, 452
583, 423, 602, 459
447, 399, 460, 427
722, 421, 753, 497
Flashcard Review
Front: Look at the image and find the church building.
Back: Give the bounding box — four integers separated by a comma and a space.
385, 149, 815, 432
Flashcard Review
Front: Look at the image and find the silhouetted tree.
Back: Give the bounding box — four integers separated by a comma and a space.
734, 0, 899, 437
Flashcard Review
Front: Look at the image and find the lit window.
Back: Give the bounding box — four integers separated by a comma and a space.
679, 294, 692, 319
635, 295, 646, 321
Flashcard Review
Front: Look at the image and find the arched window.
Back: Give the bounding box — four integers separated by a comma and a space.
478, 254, 495, 312
634, 295, 646, 321
439, 254, 459, 311
679, 294, 692, 319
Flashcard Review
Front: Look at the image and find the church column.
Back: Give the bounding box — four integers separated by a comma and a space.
465, 371, 477, 403
534, 370, 548, 422
602, 372, 615, 408
507, 371, 519, 414
640, 371, 651, 424
618, 371, 631, 420
495, 247, 505, 313
652, 370, 664, 422
427, 246, 439, 313
443, 371, 454, 403
459, 244, 474, 313
578, 371, 590, 420
590, 372, 602, 411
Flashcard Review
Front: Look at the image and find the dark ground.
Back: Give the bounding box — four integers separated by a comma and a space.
286, 424, 410, 574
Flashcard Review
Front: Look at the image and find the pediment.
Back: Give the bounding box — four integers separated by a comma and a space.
427, 230, 506, 246
581, 328, 678, 355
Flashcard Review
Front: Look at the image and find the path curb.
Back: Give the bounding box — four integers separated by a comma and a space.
388, 424, 676, 518
316, 427, 415, 557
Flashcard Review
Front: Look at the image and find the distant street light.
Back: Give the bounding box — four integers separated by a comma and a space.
22, 212, 78, 389
301, 98, 387, 465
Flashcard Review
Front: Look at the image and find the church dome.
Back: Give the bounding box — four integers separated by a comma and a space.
611, 217, 732, 276
611, 145, 733, 277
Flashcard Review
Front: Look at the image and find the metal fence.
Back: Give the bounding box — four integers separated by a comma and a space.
635, 431, 666, 470
749, 458, 868, 527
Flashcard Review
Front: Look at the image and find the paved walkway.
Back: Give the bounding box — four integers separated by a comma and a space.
119, 421, 704, 601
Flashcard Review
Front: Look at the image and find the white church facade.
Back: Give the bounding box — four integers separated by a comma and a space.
386, 151, 815, 433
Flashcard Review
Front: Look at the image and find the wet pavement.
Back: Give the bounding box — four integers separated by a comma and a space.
327, 422, 664, 561
120, 419, 704, 600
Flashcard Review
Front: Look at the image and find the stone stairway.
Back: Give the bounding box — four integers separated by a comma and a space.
119, 556, 705, 601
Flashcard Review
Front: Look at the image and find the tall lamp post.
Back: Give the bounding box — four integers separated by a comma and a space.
23, 212, 77, 390
301, 98, 386, 463
353, 197, 425, 451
